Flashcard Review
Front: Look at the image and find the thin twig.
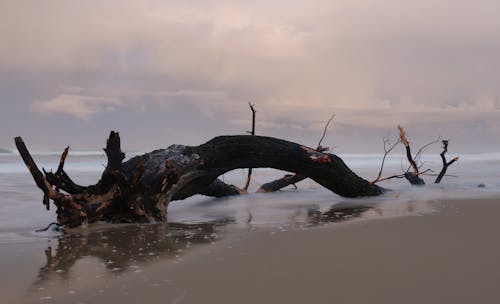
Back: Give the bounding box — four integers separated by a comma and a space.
317, 114, 335, 149
413, 138, 440, 164
371, 137, 401, 184
372, 174, 406, 183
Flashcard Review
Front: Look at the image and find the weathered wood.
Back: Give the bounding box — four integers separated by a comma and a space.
256, 146, 330, 193
183, 135, 384, 197
398, 126, 425, 185
45, 147, 86, 195
258, 174, 306, 192
16, 133, 384, 227
256, 114, 334, 193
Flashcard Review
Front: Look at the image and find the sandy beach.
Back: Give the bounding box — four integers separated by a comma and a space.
2, 196, 497, 304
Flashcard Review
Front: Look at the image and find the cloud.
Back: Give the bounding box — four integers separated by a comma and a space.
3, 0, 500, 111
1, 0, 500, 151
31, 94, 122, 120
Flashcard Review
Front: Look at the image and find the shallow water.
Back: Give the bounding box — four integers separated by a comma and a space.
1, 151, 499, 239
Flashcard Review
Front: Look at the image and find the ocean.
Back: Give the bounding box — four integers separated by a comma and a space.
1, 150, 499, 243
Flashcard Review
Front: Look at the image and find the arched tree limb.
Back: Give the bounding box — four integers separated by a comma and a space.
257, 114, 334, 193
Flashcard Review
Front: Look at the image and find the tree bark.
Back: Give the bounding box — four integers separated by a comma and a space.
16, 132, 384, 227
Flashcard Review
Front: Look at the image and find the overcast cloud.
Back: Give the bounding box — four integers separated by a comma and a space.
1, 0, 499, 152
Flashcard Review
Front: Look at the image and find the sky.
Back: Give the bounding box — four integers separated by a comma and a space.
1, 0, 499, 153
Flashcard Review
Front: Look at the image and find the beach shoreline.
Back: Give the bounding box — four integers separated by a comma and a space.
2, 196, 497, 303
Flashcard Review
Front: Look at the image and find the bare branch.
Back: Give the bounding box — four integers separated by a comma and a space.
317, 114, 335, 149
243, 102, 256, 191
372, 174, 406, 183
371, 136, 401, 184
435, 140, 459, 184
56, 147, 70, 174
398, 125, 419, 175
414, 138, 440, 162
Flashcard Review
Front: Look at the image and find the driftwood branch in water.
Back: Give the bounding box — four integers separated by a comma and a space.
16, 132, 383, 227
398, 125, 425, 185
435, 140, 459, 184
372, 126, 445, 185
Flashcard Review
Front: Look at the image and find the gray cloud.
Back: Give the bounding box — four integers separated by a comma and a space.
32, 94, 122, 120
1, 0, 499, 152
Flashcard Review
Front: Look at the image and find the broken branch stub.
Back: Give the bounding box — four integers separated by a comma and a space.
243, 102, 257, 191
435, 140, 459, 184
397, 125, 425, 185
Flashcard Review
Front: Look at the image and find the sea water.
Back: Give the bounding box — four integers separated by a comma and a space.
0, 150, 499, 243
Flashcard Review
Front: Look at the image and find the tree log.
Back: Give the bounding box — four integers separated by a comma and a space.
16, 132, 384, 227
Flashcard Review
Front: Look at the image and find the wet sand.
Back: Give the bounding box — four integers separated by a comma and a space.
6, 197, 500, 303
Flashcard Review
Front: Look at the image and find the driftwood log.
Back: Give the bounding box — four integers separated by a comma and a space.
15, 132, 383, 227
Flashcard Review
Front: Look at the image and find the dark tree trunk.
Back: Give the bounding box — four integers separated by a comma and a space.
16, 132, 384, 227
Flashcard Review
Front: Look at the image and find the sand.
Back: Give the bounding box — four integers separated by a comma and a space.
4, 197, 500, 304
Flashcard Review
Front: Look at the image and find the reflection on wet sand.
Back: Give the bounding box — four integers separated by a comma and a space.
306, 203, 374, 225
35, 203, 380, 287
35, 221, 227, 285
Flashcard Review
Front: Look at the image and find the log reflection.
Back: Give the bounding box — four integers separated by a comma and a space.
35, 221, 226, 284
306, 203, 374, 225
35, 204, 375, 285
